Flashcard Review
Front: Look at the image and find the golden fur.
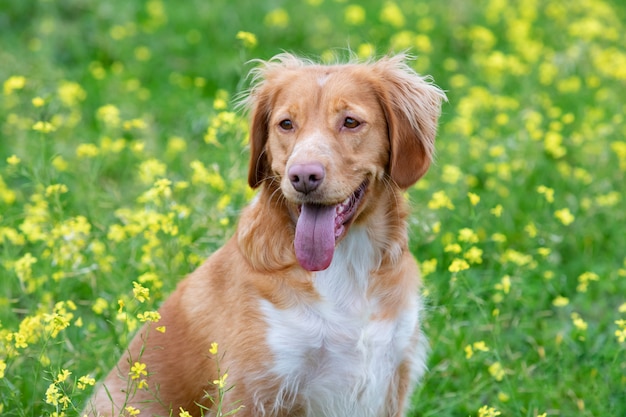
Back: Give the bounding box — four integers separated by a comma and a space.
86, 53, 445, 417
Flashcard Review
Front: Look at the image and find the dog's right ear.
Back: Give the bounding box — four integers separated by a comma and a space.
247, 92, 271, 189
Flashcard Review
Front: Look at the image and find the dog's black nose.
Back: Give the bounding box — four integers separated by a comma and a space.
288, 163, 325, 194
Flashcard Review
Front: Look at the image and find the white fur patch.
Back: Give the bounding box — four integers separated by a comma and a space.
258, 226, 424, 417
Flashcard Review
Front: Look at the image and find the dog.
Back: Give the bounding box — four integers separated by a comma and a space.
86, 53, 445, 417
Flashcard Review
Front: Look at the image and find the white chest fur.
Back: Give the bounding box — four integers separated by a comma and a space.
259, 227, 424, 417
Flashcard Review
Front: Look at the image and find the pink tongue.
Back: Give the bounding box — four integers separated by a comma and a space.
294, 204, 336, 271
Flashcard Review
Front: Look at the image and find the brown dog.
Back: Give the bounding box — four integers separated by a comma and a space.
86, 53, 445, 417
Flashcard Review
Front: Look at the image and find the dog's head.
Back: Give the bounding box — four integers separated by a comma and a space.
241, 54, 446, 271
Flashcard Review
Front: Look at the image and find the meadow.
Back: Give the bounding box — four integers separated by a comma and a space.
1, 0, 625, 415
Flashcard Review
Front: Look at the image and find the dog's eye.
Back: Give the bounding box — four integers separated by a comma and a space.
343, 117, 360, 129
279, 119, 294, 130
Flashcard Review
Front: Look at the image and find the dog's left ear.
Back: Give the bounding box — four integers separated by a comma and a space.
373, 56, 447, 189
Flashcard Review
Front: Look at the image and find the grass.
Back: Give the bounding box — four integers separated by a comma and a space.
1, 0, 625, 415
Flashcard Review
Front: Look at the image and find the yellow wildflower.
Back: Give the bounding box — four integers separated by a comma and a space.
265, 8, 289, 28
134, 46, 152, 61
132, 281, 150, 303
448, 258, 470, 273
428, 190, 455, 210
490, 204, 503, 217
554, 208, 575, 225
55, 369, 72, 384
7, 155, 20, 165
3, 75, 26, 95
213, 373, 228, 389
380, 2, 405, 28
209, 342, 219, 355
76, 143, 100, 158
458, 228, 479, 243
467, 192, 480, 206
577, 271, 599, 293
129, 362, 147, 380
464, 246, 483, 264
344, 5, 366, 25
488, 362, 505, 381
553, 296, 569, 307
32, 96, 45, 107
77, 375, 96, 390
45, 383, 61, 406
57, 81, 87, 106
537, 185, 555, 203
478, 405, 501, 417
236, 31, 257, 48
32, 121, 56, 133
125, 406, 140, 416
96, 104, 121, 127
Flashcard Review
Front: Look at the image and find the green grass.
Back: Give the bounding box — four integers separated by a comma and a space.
1, 0, 625, 415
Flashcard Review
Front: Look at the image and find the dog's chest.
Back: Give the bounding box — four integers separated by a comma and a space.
259, 228, 419, 417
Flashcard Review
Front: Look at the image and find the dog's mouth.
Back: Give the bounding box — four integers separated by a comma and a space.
294, 180, 369, 272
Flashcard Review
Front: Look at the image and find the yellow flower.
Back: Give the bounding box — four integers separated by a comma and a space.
132, 281, 150, 303
467, 192, 480, 206
464, 344, 474, 359
32, 96, 45, 107
448, 258, 470, 273
213, 372, 228, 389
553, 295, 569, 307
420, 258, 437, 277
209, 342, 219, 355
264, 8, 289, 28
77, 375, 96, 390
444, 243, 462, 254
494, 275, 511, 294
96, 104, 121, 127
537, 185, 555, 203
57, 81, 87, 107
55, 369, 71, 383
577, 271, 599, 293
380, 2, 405, 28
442, 164, 462, 184
464, 246, 483, 264
45, 184, 69, 197
490, 204, 503, 217
52, 155, 69, 171
129, 362, 147, 380
344, 5, 366, 25
554, 208, 575, 225
6, 155, 20, 165
137, 310, 161, 323
134, 46, 152, 61
3, 75, 26, 95
428, 190, 455, 210
32, 121, 56, 133
45, 383, 61, 406
179, 408, 193, 417
571, 312, 588, 331
125, 406, 141, 416
478, 405, 501, 417
76, 143, 100, 158
0, 359, 6, 378
236, 31, 257, 49
458, 228, 479, 243
488, 362, 505, 381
